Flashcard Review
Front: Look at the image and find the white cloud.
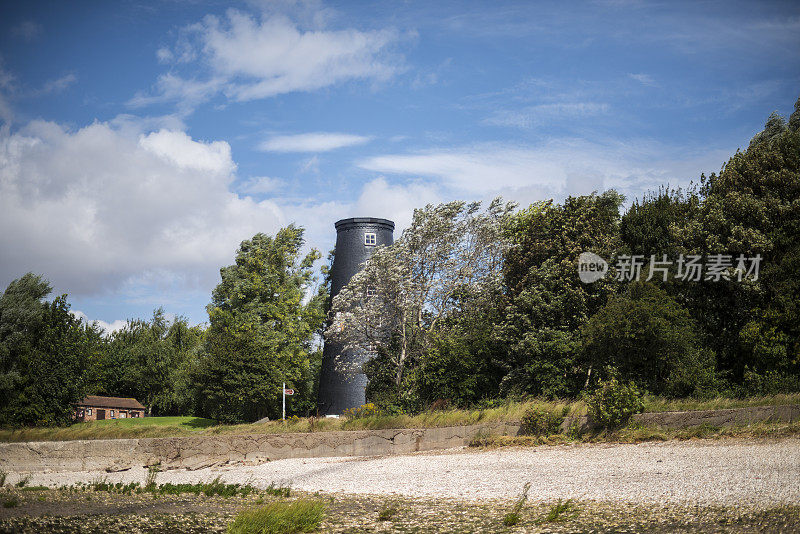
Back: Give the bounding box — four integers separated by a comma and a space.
629, 73, 656, 86
129, 74, 225, 115
236, 176, 285, 195
135, 9, 403, 109
259, 132, 371, 152
71, 310, 127, 334
40, 74, 77, 94
358, 139, 732, 206
298, 154, 320, 174
0, 118, 285, 297
485, 102, 609, 129
275, 177, 441, 255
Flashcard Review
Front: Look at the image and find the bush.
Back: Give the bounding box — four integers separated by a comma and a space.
227, 499, 326, 534
341, 403, 380, 420
586, 376, 644, 429
519, 407, 564, 436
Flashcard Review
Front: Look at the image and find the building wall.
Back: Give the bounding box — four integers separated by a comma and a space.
74, 407, 144, 422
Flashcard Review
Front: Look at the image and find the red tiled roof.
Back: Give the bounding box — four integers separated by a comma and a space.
76, 396, 146, 410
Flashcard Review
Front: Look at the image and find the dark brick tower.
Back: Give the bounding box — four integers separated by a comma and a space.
317, 217, 394, 415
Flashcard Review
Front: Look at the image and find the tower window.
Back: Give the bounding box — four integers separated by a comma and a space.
364, 232, 377, 246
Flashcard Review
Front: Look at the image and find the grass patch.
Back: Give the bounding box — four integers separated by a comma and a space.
19, 486, 49, 492
2, 495, 19, 508
503, 482, 530, 526
472, 420, 800, 448
377, 501, 401, 521
15, 475, 30, 488
70, 476, 258, 498
641, 393, 800, 413
227, 499, 326, 534
0, 416, 216, 442
542, 499, 577, 523
264, 482, 291, 498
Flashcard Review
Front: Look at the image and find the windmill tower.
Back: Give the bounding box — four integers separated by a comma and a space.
317, 217, 394, 415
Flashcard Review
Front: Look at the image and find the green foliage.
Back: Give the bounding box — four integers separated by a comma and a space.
498, 191, 624, 398
264, 482, 291, 498
586, 375, 644, 429
685, 100, 800, 386
193, 227, 327, 423
0, 273, 103, 427
519, 407, 564, 436
2, 495, 19, 508
620, 186, 699, 257
543, 499, 577, 523
580, 282, 718, 397
329, 198, 513, 411
145, 464, 159, 489
227, 499, 326, 534
377, 502, 400, 521
95, 309, 204, 416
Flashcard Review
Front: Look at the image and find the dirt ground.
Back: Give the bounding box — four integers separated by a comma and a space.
1, 487, 799, 533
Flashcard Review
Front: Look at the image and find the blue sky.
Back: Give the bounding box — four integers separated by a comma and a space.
1, 0, 798, 330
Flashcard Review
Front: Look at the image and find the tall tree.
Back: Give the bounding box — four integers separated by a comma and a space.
193, 227, 326, 423
0, 274, 103, 427
498, 191, 624, 398
689, 99, 800, 390
580, 282, 717, 396
327, 199, 514, 409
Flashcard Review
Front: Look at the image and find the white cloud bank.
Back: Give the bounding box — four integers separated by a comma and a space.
259, 132, 371, 152
131, 9, 403, 109
358, 139, 732, 208
0, 118, 285, 297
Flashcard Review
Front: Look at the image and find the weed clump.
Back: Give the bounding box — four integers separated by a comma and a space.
542, 499, 577, 523
503, 481, 530, 526
2, 495, 19, 508
227, 499, 326, 534
377, 502, 400, 521
145, 464, 160, 489
265, 482, 291, 498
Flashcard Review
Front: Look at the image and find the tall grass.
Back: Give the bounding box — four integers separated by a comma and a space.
227, 499, 326, 534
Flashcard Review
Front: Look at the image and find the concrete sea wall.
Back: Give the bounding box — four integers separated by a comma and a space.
2, 405, 797, 475
0, 422, 519, 474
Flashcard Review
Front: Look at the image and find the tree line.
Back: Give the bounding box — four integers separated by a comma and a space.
1, 98, 798, 427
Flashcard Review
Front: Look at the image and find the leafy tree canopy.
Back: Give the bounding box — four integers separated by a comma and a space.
0, 273, 103, 427
193, 227, 326, 423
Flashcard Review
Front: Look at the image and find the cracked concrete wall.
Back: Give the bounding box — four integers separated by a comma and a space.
0, 422, 520, 474
3, 405, 796, 475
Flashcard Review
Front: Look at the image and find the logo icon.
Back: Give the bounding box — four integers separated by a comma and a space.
578, 252, 608, 283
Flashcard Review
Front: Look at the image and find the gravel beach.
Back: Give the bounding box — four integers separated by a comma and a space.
17, 437, 800, 507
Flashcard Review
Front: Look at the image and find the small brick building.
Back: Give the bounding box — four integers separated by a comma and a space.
74, 396, 146, 421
